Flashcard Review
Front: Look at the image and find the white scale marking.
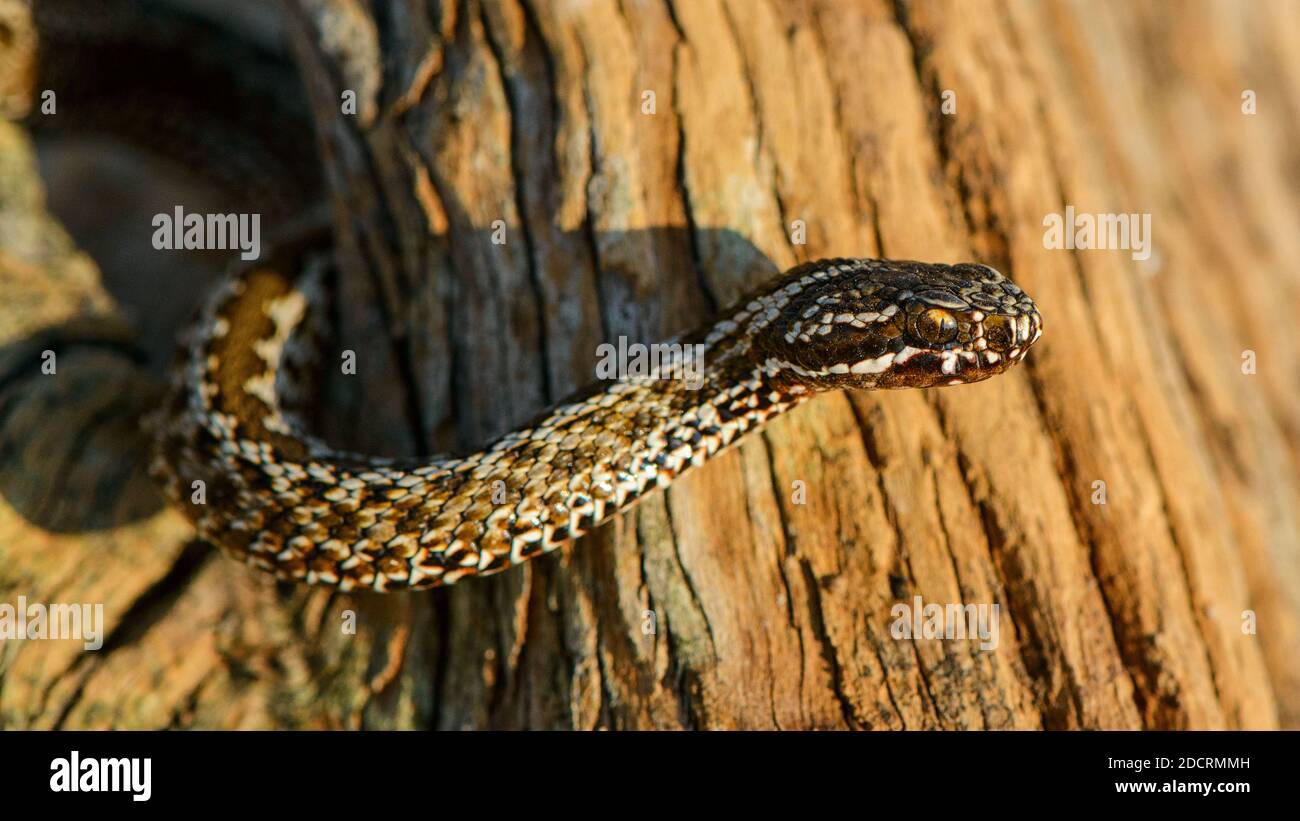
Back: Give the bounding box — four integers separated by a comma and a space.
850, 353, 895, 374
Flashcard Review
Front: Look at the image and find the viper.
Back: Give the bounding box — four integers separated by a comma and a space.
26, 0, 1043, 592
148, 251, 1041, 590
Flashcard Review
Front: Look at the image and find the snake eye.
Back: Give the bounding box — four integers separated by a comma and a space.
984, 315, 1014, 351
912, 308, 958, 345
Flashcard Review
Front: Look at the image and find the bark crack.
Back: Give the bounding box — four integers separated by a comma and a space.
481, 1, 556, 404
48, 539, 213, 729
845, 399, 947, 728
663, 0, 717, 313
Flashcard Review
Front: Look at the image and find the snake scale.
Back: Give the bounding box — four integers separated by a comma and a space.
35, 1, 1044, 592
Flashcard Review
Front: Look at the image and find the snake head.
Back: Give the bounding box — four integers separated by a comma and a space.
750, 259, 1042, 391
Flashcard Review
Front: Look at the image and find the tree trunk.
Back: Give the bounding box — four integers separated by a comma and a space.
2, 0, 1298, 729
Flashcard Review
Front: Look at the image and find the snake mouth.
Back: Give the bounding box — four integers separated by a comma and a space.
839, 346, 1008, 390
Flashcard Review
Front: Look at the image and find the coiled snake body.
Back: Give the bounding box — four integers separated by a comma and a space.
149, 250, 1042, 591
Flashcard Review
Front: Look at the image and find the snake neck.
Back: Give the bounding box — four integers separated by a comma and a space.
149, 257, 813, 590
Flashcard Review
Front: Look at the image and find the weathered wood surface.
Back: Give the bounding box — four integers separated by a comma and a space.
1, 0, 1297, 729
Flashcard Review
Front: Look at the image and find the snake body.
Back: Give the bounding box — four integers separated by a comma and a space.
148, 250, 1041, 591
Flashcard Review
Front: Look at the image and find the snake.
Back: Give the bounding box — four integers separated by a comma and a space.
147, 251, 1042, 591
23, 1, 1043, 592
